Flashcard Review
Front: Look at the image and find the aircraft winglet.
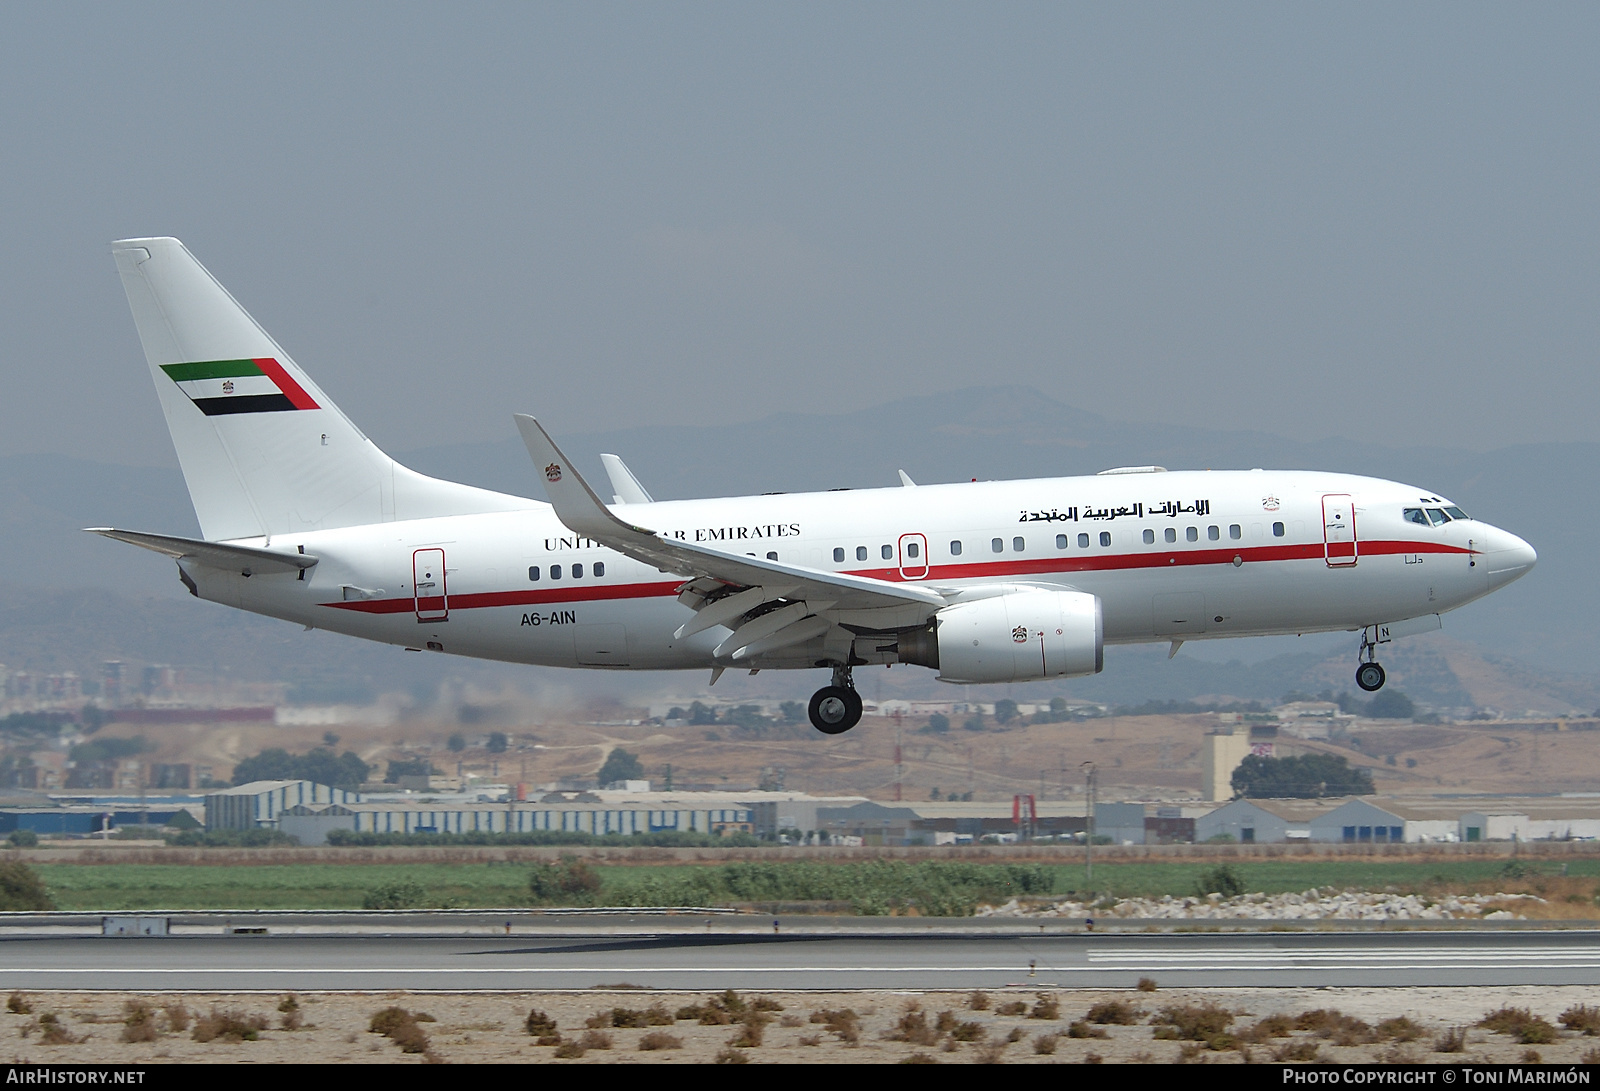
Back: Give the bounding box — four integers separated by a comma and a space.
513, 416, 657, 542
513, 413, 946, 614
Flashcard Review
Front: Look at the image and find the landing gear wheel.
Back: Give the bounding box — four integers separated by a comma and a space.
808, 686, 863, 735
1356, 662, 1387, 692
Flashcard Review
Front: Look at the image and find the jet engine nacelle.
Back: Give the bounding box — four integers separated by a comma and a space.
915, 590, 1103, 684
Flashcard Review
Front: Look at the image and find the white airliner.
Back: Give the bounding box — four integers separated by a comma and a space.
93, 238, 1537, 734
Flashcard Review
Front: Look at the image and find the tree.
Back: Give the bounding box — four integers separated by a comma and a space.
1366, 690, 1416, 720
232, 747, 369, 790
962, 714, 985, 732
993, 699, 1019, 725
231, 748, 296, 784
69, 735, 148, 763
778, 701, 805, 725
486, 732, 508, 753
597, 748, 644, 786
1231, 753, 1374, 799
383, 759, 435, 783
919, 713, 950, 734
447, 733, 467, 753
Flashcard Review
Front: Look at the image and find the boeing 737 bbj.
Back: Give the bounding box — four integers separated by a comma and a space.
93, 238, 1537, 734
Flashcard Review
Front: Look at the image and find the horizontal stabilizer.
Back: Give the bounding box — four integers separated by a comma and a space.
85, 528, 317, 575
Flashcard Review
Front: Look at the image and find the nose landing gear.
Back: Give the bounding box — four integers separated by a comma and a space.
808, 665, 863, 734
1356, 628, 1387, 692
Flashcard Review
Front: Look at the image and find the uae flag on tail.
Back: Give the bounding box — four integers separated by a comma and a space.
160, 358, 320, 416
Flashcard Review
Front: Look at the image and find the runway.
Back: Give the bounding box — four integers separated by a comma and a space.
4, 929, 1600, 991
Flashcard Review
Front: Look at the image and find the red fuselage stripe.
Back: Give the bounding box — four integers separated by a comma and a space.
320, 538, 1471, 615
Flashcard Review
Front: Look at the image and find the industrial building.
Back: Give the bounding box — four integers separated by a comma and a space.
278, 797, 757, 844
204, 780, 362, 830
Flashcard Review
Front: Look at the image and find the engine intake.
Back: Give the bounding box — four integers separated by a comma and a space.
902, 590, 1102, 684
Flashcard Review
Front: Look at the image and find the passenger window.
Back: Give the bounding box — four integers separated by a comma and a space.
1143, 529, 1155, 544
1208, 526, 1219, 540
1426, 508, 1449, 526
1165, 528, 1176, 544
991, 538, 1004, 553
856, 546, 868, 561
906, 542, 920, 559
1099, 531, 1111, 547
550, 565, 562, 580
880, 544, 893, 560
766, 552, 778, 561
572, 563, 583, 578
1229, 524, 1241, 540
1403, 508, 1428, 526
1077, 533, 1089, 548
527, 566, 540, 582
949, 540, 962, 556
833, 547, 845, 563
1056, 534, 1068, 549
1186, 527, 1198, 542
1272, 522, 1285, 537
594, 562, 605, 577
1012, 536, 1025, 552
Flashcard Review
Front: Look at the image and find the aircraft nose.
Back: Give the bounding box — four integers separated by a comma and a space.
1481, 528, 1536, 589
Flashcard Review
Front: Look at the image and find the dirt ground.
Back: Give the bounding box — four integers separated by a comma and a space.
6, 986, 1600, 1064
94, 695, 1600, 805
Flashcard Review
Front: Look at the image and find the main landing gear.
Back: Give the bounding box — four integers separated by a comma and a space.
808, 665, 863, 735
1356, 629, 1387, 692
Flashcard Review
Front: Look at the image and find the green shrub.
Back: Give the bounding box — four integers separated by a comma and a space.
1193, 865, 1246, 899
361, 881, 427, 910
0, 861, 52, 910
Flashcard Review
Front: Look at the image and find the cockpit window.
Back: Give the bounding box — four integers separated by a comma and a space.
1403, 508, 1428, 526
1445, 506, 1469, 520
1425, 508, 1449, 526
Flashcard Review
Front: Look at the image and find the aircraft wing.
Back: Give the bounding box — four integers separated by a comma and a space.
85, 528, 318, 575
515, 416, 945, 626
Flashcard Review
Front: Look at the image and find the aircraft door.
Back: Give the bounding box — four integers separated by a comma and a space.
898, 533, 929, 580
413, 548, 448, 621
1322, 494, 1357, 567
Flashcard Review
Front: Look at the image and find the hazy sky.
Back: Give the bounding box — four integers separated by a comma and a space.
2, 3, 1595, 467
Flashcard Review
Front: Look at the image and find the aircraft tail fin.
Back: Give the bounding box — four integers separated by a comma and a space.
111, 238, 528, 541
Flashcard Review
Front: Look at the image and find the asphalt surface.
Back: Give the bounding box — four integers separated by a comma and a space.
4, 930, 1600, 991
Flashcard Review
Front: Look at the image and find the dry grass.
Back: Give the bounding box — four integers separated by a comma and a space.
1151, 1002, 1235, 1048
1561, 1005, 1600, 1035
1296, 1008, 1374, 1046
192, 1009, 268, 1044
120, 1001, 160, 1043
1478, 1007, 1558, 1044
1086, 999, 1142, 1025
